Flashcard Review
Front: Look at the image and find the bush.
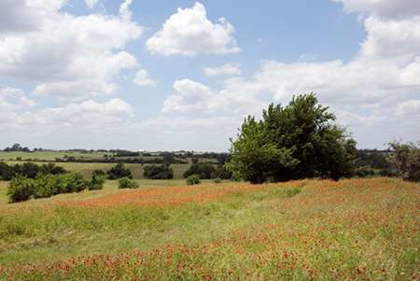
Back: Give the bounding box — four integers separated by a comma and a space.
7, 175, 35, 203
107, 163, 132, 179
355, 167, 376, 178
214, 178, 222, 184
88, 174, 105, 190
59, 173, 87, 193
212, 164, 232, 179
184, 163, 215, 179
118, 177, 139, 189
186, 175, 201, 185
33, 174, 61, 198
0, 162, 67, 181
7, 172, 89, 203
91, 169, 106, 177
0, 162, 15, 180
388, 141, 420, 182
143, 164, 174, 179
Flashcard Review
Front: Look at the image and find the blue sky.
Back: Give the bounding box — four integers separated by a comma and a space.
0, 0, 419, 151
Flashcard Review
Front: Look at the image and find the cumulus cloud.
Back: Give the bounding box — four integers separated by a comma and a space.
157, 0, 420, 148
0, 87, 37, 111
204, 64, 241, 76
162, 78, 266, 115
334, 0, 420, 19
85, 0, 100, 9
134, 69, 158, 87
395, 99, 420, 117
146, 2, 240, 56
13, 98, 134, 129
0, 0, 143, 100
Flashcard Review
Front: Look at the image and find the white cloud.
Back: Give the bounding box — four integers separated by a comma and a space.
146, 2, 240, 56
85, 0, 99, 9
134, 69, 158, 87
157, 0, 420, 148
119, 0, 133, 21
334, 0, 420, 19
0, 0, 143, 100
204, 64, 241, 76
162, 78, 266, 115
0, 87, 36, 111
13, 98, 134, 129
163, 79, 215, 113
395, 100, 420, 117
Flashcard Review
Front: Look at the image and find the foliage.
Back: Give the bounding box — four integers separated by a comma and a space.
184, 163, 215, 179
107, 163, 132, 179
7, 172, 88, 203
214, 178, 222, 184
213, 164, 232, 179
143, 164, 174, 179
0, 162, 67, 181
7, 175, 35, 203
87, 174, 105, 190
0, 162, 15, 181
227, 93, 357, 183
388, 141, 420, 182
118, 177, 139, 189
186, 174, 201, 185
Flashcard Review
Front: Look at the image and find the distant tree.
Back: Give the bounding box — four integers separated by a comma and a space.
184, 163, 215, 179
387, 141, 420, 182
143, 164, 174, 179
0, 162, 15, 180
107, 163, 132, 179
212, 164, 232, 180
40, 163, 66, 175
227, 93, 357, 183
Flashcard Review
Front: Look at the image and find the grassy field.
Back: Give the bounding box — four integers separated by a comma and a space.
5, 161, 190, 180
0, 177, 418, 280
0, 151, 108, 161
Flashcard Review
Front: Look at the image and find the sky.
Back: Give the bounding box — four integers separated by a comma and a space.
0, 0, 419, 151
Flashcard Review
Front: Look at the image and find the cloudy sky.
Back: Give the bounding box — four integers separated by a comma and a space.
1, 0, 419, 151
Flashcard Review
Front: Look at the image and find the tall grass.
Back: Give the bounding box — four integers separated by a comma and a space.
0, 178, 418, 280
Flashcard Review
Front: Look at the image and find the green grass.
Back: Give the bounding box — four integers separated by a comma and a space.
0, 151, 108, 161
0, 178, 418, 280
5, 161, 190, 180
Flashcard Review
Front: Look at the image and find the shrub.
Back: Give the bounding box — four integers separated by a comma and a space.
388, 141, 420, 182
212, 164, 232, 179
7, 172, 89, 203
118, 177, 139, 189
184, 163, 215, 179
107, 163, 132, 179
88, 174, 105, 190
214, 178, 222, 184
91, 169, 106, 177
7, 175, 35, 203
60, 173, 87, 193
355, 167, 376, 178
186, 175, 201, 185
33, 174, 61, 198
0, 162, 15, 180
143, 164, 174, 179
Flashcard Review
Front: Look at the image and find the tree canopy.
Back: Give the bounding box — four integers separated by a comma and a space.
227, 93, 357, 183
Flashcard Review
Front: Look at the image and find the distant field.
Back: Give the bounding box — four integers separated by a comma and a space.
5, 161, 190, 179
0, 177, 418, 280
0, 151, 108, 161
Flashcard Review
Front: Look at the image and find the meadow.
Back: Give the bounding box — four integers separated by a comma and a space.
0, 177, 418, 280
4, 161, 190, 180
0, 151, 108, 162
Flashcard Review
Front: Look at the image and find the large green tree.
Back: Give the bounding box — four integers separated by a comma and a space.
227, 93, 357, 183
